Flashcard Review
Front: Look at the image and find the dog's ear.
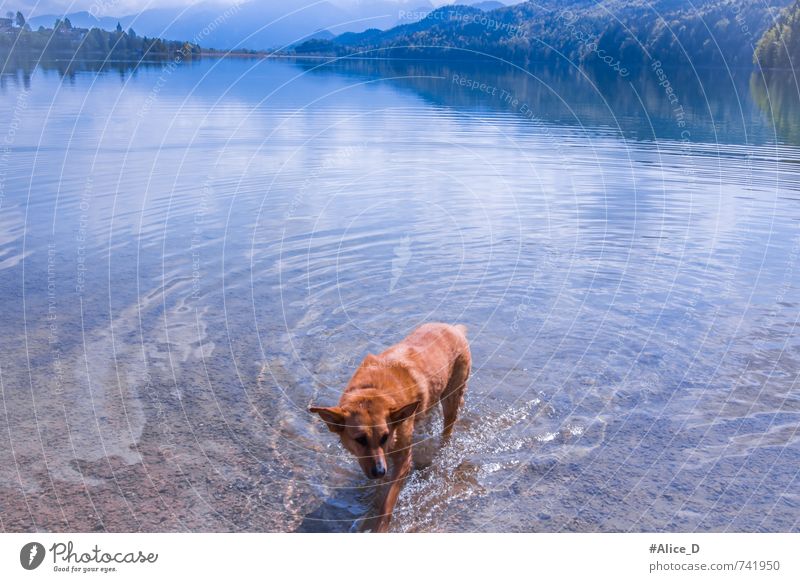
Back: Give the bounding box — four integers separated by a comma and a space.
389, 400, 420, 426
309, 406, 347, 433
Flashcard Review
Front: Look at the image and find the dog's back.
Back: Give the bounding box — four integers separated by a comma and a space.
377, 323, 470, 412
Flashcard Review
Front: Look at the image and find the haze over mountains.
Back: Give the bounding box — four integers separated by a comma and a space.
24, 0, 517, 50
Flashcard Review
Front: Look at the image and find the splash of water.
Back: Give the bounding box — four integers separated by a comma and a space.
391, 397, 550, 532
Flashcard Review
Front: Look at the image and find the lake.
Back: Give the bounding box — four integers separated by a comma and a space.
0, 55, 798, 532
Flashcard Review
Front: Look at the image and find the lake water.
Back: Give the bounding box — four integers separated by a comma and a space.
1, 55, 799, 532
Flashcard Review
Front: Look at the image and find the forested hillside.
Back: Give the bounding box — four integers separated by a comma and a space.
296, 1, 791, 69
755, 0, 800, 68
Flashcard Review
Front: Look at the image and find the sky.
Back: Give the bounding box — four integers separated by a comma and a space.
1, 0, 478, 19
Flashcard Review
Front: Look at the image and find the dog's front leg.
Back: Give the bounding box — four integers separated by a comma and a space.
371, 445, 412, 533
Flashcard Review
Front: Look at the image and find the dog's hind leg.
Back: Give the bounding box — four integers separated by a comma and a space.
440, 352, 470, 441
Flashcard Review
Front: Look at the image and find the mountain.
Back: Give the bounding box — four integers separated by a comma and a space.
25, 0, 436, 50
296, 0, 793, 68
296, 29, 337, 44
28, 11, 119, 31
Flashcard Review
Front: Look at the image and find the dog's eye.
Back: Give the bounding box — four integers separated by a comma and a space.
380, 433, 389, 446
355, 436, 368, 447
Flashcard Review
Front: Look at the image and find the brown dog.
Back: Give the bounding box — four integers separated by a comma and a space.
309, 322, 471, 532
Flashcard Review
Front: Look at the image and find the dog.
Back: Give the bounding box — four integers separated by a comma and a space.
309, 322, 471, 532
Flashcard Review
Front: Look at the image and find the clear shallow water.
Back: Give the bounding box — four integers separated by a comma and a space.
0, 56, 799, 532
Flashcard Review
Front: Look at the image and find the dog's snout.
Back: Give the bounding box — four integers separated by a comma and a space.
370, 463, 386, 478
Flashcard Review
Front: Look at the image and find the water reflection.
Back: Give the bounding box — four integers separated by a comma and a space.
0, 52, 191, 88
750, 69, 800, 145
291, 57, 793, 145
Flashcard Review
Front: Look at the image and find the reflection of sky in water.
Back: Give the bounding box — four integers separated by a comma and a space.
0, 57, 798, 532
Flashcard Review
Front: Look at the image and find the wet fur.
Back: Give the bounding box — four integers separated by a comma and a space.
309, 322, 471, 532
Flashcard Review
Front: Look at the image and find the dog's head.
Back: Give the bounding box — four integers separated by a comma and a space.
309, 398, 419, 479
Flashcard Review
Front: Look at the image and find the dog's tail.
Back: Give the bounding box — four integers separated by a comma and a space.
453, 323, 468, 336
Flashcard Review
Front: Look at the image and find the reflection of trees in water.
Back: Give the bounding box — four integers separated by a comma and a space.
750, 69, 800, 145
0, 52, 188, 89
291, 57, 769, 144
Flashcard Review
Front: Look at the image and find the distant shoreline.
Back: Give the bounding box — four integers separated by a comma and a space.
1, 48, 795, 76
199, 51, 789, 74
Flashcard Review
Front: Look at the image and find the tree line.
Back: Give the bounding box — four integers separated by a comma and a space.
0, 11, 199, 60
